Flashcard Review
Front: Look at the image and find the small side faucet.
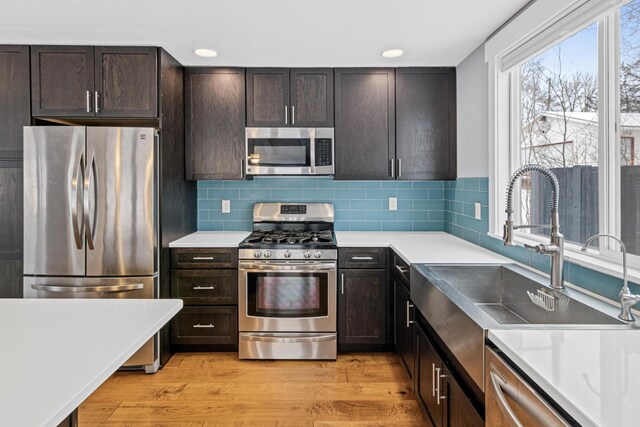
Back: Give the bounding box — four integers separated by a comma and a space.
503, 164, 565, 290
581, 233, 639, 322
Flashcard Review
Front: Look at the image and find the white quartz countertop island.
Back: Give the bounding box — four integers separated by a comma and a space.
0, 299, 183, 427
335, 231, 508, 264
169, 231, 251, 248
488, 328, 640, 427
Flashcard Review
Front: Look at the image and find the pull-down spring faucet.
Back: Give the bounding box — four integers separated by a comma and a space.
503, 164, 565, 290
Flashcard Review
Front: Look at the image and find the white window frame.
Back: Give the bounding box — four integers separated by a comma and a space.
486, 0, 640, 282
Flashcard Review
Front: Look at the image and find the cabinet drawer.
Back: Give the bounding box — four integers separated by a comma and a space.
172, 306, 238, 345
171, 248, 238, 269
171, 269, 237, 305
339, 247, 386, 269
393, 251, 410, 287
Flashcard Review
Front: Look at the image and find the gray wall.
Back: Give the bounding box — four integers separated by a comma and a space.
456, 44, 489, 178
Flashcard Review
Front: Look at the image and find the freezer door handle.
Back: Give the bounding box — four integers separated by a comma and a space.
71, 153, 85, 250
84, 154, 97, 250
31, 283, 144, 293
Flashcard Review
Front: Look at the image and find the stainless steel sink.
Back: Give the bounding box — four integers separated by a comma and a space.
426, 265, 625, 325
410, 263, 630, 393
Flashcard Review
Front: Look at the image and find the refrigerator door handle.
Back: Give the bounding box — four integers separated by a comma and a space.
31, 283, 144, 293
71, 153, 85, 250
84, 154, 97, 250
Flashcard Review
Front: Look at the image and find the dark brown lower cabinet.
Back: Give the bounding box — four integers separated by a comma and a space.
394, 277, 414, 378
170, 247, 238, 350
171, 306, 237, 345
338, 268, 388, 349
415, 322, 483, 427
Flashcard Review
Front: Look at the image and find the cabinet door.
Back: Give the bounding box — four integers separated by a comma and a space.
31, 45, 94, 117
395, 278, 414, 379
334, 68, 395, 180
338, 269, 386, 345
247, 68, 289, 127
443, 365, 484, 427
95, 46, 158, 117
0, 46, 28, 298
290, 68, 333, 127
185, 68, 246, 180
415, 324, 443, 427
396, 68, 456, 180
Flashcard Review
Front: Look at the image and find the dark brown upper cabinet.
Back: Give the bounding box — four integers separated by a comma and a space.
334, 68, 395, 180
290, 68, 333, 127
31, 45, 158, 118
0, 45, 30, 157
94, 46, 158, 117
396, 68, 456, 180
185, 68, 246, 180
246, 68, 333, 127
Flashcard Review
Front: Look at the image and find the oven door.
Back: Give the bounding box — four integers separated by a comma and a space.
245, 127, 314, 175
239, 261, 337, 332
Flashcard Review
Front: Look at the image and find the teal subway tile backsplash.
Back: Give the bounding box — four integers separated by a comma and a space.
197, 177, 445, 232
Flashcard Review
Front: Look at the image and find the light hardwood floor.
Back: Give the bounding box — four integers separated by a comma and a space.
79, 352, 428, 426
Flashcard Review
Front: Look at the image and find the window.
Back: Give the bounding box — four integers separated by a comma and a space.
487, 0, 640, 274
518, 24, 600, 246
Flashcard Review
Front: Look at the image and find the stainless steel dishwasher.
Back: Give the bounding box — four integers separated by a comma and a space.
485, 346, 573, 426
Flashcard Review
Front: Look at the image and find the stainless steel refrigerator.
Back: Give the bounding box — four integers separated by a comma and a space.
22, 126, 160, 373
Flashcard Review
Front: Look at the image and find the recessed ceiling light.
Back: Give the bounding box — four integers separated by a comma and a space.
381, 49, 403, 58
194, 48, 218, 58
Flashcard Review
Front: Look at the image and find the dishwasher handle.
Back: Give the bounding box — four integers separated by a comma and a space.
489, 368, 524, 427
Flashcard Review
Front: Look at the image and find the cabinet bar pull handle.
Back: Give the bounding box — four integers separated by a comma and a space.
94, 91, 100, 113
432, 363, 437, 397
193, 286, 215, 290
390, 158, 395, 178
341, 273, 345, 295
406, 301, 414, 328
351, 256, 373, 261
398, 158, 402, 178
86, 90, 92, 113
193, 256, 215, 260
292, 105, 295, 125
193, 323, 215, 328
285, 105, 288, 125
395, 265, 408, 274
436, 369, 446, 404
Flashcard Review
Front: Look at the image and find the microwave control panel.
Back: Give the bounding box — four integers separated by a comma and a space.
315, 138, 333, 166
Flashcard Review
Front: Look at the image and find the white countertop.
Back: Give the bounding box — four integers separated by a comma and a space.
169, 231, 250, 248
0, 299, 183, 427
335, 231, 508, 264
488, 328, 640, 427
169, 231, 508, 265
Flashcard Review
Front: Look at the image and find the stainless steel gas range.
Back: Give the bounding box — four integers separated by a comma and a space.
238, 202, 337, 360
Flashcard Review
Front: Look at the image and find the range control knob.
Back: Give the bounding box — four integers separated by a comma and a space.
253, 251, 262, 258
303, 251, 312, 259
263, 250, 272, 258
314, 251, 322, 259
284, 250, 292, 259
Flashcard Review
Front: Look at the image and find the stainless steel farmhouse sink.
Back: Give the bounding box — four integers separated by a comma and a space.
411, 263, 630, 392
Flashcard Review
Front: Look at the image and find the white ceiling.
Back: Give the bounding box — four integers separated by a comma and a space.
0, 0, 529, 67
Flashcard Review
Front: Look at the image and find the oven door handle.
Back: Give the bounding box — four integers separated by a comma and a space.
240, 334, 336, 343
239, 262, 337, 271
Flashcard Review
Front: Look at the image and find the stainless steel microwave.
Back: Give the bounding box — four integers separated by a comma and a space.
245, 127, 334, 176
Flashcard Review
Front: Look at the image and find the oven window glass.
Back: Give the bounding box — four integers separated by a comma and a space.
247, 272, 328, 318
247, 139, 311, 166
